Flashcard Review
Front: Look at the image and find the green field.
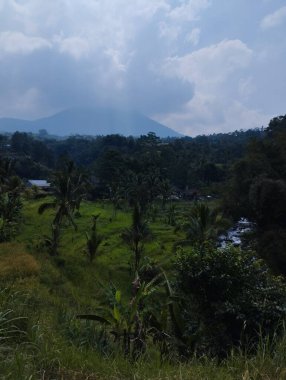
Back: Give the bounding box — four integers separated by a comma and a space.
1, 199, 286, 379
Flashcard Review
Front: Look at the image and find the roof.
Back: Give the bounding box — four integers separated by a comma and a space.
28, 180, 51, 188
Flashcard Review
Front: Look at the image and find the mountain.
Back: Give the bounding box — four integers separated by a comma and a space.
0, 107, 182, 138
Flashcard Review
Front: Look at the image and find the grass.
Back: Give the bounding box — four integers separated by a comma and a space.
0, 198, 286, 379
0, 242, 40, 280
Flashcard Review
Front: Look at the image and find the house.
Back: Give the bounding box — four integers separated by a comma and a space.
27, 179, 51, 190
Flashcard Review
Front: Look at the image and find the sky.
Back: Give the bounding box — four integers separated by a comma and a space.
0, 0, 285, 136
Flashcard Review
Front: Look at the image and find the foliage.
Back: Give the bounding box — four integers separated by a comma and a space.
224, 115, 286, 274
1, 118, 286, 377
0, 158, 23, 242
77, 274, 162, 359
176, 202, 227, 250
249, 177, 286, 228
38, 160, 87, 255
122, 203, 151, 273
174, 245, 286, 357
2, 128, 263, 200
0, 197, 286, 377
84, 214, 103, 262
166, 203, 176, 226
256, 228, 286, 276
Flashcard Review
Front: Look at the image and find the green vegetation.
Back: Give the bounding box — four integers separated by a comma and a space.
224, 115, 286, 275
38, 160, 87, 256
0, 197, 284, 379
1, 116, 286, 378
84, 214, 103, 263
0, 158, 23, 242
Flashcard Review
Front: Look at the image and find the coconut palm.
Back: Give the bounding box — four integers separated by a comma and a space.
122, 203, 151, 273
84, 214, 103, 263
185, 202, 226, 249
38, 160, 86, 255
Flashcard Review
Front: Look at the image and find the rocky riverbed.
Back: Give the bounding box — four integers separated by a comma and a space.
218, 218, 255, 248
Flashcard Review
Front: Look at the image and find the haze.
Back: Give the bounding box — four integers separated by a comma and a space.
0, 0, 285, 136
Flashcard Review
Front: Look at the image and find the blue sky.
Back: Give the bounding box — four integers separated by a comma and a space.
0, 0, 285, 136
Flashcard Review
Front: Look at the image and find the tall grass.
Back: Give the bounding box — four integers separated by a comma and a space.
0, 285, 286, 378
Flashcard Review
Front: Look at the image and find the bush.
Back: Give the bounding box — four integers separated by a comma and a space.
249, 177, 286, 228
174, 245, 286, 357
257, 228, 286, 276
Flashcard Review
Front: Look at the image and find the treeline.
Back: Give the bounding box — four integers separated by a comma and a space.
224, 115, 286, 275
1, 118, 286, 273
0, 128, 263, 192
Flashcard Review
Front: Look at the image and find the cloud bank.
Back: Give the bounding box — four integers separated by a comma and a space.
0, 0, 285, 135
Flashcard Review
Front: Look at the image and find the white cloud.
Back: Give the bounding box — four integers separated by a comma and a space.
238, 77, 255, 100
261, 6, 286, 29
168, 0, 211, 22
163, 39, 252, 91
157, 39, 269, 135
0, 87, 54, 119
104, 48, 133, 73
159, 0, 209, 43
130, 0, 169, 18
0, 1, 283, 136
0, 31, 51, 55
0, 1, 169, 53
186, 28, 200, 46
156, 98, 269, 136
56, 36, 90, 60
0, 30, 90, 61
159, 22, 181, 41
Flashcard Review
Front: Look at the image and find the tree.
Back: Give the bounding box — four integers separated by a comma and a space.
84, 214, 103, 263
124, 173, 150, 211
122, 203, 151, 273
0, 158, 22, 242
223, 116, 286, 275
174, 245, 286, 357
159, 178, 172, 209
249, 177, 286, 275
249, 177, 286, 229
38, 160, 86, 255
183, 202, 226, 249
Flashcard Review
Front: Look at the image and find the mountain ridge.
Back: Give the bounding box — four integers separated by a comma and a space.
0, 107, 182, 138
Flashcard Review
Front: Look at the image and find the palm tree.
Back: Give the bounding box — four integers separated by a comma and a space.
185, 202, 226, 249
125, 173, 149, 211
38, 161, 86, 255
159, 178, 172, 209
122, 203, 151, 273
84, 214, 103, 263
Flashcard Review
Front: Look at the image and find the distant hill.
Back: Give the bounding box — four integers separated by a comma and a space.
0, 107, 182, 138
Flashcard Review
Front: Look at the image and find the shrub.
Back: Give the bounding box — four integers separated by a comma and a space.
174, 245, 286, 357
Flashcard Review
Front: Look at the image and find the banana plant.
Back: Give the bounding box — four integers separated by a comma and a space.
146, 270, 203, 359
77, 273, 162, 358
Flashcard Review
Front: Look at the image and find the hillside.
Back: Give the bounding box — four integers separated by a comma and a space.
1, 115, 286, 379
0, 107, 182, 138
1, 198, 286, 379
